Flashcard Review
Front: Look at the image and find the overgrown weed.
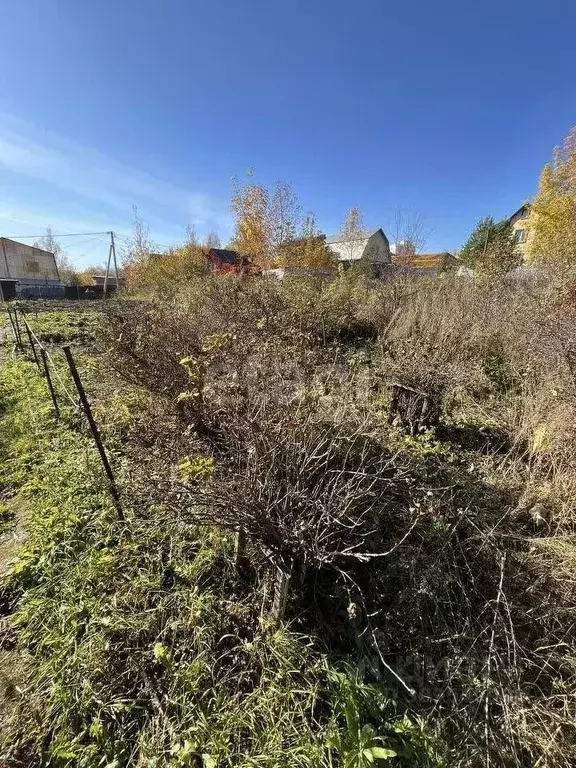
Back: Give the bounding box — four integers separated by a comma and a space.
2, 267, 576, 765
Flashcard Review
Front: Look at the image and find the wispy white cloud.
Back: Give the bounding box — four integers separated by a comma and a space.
0, 114, 232, 238
0, 198, 120, 237
0, 196, 175, 243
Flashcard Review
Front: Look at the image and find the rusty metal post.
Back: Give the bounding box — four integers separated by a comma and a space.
387, 384, 400, 425
40, 348, 59, 419
11, 306, 24, 350
62, 345, 124, 521
234, 529, 247, 572
21, 314, 41, 371
271, 563, 292, 625
5, 307, 19, 347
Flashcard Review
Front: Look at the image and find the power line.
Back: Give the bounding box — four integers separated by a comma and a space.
57, 235, 107, 252
60, 238, 110, 267
4, 231, 112, 240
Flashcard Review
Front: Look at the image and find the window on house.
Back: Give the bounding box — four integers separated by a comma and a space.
513, 229, 527, 244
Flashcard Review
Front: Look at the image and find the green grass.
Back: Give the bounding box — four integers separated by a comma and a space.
12, 307, 101, 346
0, 357, 443, 766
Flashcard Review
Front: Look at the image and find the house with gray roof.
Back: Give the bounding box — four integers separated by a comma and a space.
325, 228, 391, 276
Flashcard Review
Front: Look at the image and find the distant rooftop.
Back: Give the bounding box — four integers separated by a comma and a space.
207, 248, 241, 264
325, 228, 381, 244
392, 252, 459, 270
508, 202, 532, 222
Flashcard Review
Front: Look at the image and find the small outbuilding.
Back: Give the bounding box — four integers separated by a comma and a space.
207, 248, 246, 274
392, 251, 459, 275
0, 238, 64, 300
325, 228, 392, 277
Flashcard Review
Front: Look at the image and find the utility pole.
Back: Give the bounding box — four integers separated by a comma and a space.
103, 231, 118, 298
103, 243, 112, 298
110, 231, 119, 283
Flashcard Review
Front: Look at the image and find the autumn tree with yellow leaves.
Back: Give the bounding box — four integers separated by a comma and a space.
528, 127, 576, 263
228, 174, 271, 267
277, 214, 335, 270
126, 175, 336, 294
229, 173, 334, 270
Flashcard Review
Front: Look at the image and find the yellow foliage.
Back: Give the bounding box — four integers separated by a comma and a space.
528, 127, 576, 263
201, 333, 234, 353
125, 244, 209, 295
177, 455, 216, 483
277, 236, 335, 270
229, 175, 326, 270
179, 355, 206, 391
77, 271, 97, 287
532, 423, 551, 454
229, 177, 270, 267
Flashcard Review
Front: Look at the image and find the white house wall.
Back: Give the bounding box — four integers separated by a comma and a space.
327, 232, 391, 265
328, 237, 370, 262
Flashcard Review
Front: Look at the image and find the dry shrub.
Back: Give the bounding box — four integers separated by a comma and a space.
381, 278, 521, 365
103, 271, 576, 766
178, 414, 415, 571
166, 398, 576, 766
103, 301, 201, 393
175, 269, 399, 346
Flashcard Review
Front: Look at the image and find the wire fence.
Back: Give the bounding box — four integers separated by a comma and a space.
4, 304, 124, 520
3, 305, 296, 618
21, 318, 80, 410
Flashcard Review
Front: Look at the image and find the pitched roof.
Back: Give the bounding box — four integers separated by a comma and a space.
508, 202, 532, 223
325, 228, 381, 244
393, 252, 458, 269
207, 248, 240, 264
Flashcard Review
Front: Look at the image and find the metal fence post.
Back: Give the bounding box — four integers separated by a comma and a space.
21, 313, 42, 371
40, 348, 60, 419
5, 307, 20, 348
62, 345, 124, 521
11, 306, 24, 350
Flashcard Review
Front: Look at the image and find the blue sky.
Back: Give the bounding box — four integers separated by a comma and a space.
0, 0, 575, 266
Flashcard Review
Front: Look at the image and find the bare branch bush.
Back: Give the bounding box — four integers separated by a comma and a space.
391, 208, 432, 264
178, 413, 415, 570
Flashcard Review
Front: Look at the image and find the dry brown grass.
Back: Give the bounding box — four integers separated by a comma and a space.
99, 268, 576, 766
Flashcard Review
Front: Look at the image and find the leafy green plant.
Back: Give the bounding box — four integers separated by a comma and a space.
177, 455, 216, 483
325, 668, 445, 767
